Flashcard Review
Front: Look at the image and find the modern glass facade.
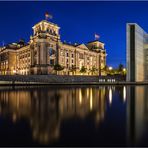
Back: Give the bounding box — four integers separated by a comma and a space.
126, 23, 148, 82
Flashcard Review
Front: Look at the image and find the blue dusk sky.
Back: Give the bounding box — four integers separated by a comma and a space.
0, 1, 148, 68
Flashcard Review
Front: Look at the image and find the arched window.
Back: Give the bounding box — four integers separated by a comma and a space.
49, 30, 52, 34
47, 28, 49, 32
53, 31, 56, 36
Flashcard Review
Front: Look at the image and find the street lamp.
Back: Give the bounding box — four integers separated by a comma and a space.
123, 68, 126, 75
13, 70, 16, 74
109, 66, 113, 70
123, 68, 126, 72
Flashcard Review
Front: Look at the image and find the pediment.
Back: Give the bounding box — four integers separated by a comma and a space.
77, 44, 89, 50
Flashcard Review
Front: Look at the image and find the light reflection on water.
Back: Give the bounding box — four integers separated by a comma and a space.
0, 85, 147, 146
109, 87, 112, 105
123, 86, 126, 102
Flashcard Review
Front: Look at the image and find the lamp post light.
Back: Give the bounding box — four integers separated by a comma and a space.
13, 70, 16, 75
108, 66, 113, 75
123, 68, 126, 75
109, 66, 113, 71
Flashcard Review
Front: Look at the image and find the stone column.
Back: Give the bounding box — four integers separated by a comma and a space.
69, 50, 71, 68
58, 46, 60, 65
76, 51, 79, 68
46, 44, 49, 65
99, 53, 101, 76
40, 42, 47, 64
96, 54, 99, 69
84, 52, 87, 68
31, 48, 34, 66
36, 44, 40, 65
56, 40, 59, 65
64, 49, 66, 67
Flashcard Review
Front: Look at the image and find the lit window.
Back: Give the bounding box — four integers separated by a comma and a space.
79, 53, 84, 59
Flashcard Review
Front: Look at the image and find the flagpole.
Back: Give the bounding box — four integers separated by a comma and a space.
2, 41, 5, 47
45, 12, 53, 21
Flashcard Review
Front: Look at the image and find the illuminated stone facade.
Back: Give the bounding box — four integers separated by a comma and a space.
0, 20, 107, 75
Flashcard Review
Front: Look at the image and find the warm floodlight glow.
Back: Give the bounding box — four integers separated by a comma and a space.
109, 88, 112, 105
109, 67, 113, 70
123, 86, 126, 102
90, 88, 93, 110
79, 89, 82, 105
13, 70, 16, 73
86, 88, 89, 99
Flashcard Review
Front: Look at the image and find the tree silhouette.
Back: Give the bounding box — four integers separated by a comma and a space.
54, 64, 64, 74
80, 66, 87, 75
90, 66, 98, 75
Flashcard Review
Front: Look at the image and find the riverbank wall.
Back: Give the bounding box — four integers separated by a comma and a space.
0, 75, 145, 85
0, 75, 125, 85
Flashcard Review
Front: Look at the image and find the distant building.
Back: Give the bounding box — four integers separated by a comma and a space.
0, 20, 107, 75
126, 23, 148, 81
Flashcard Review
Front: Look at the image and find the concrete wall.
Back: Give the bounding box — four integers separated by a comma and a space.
126, 23, 148, 82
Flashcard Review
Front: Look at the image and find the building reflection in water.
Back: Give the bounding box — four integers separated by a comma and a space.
126, 86, 148, 146
0, 86, 126, 145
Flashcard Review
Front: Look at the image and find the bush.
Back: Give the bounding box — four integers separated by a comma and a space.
54, 64, 64, 71
80, 66, 87, 74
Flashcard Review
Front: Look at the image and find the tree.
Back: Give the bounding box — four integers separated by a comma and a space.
103, 65, 108, 71
118, 64, 124, 75
90, 66, 98, 75
100, 65, 112, 75
118, 64, 124, 72
54, 64, 64, 75
80, 66, 87, 75
101, 65, 108, 74
70, 65, 77, 75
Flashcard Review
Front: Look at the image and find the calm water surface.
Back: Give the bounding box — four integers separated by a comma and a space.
0, 85, 147, 146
